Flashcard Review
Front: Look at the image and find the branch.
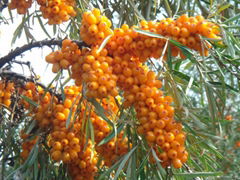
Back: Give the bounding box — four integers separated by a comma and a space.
195, 0, 209, 17
0, 39, 88, 68
0, 0, 8, 12
0, 70, 62, 100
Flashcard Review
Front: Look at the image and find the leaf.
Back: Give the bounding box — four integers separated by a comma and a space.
207, 81, 239, 93
36, 14, 51, 39
209, 3, 231, 18
21, 95, 38, 107
169, 39, 194, 59
174, 172, 222, 177
133, 28, 167, 39
26, 120, 37, 134
11, 17, 25, 45
173, 0, 181, 17
204, 83, 217, 121
88, 98, 114, 126
126, 0, 145, 20
172, 70, 199, 87
151, 148, 166, 178
98, 123, 124, 146
42, 70, 61, 99
185, 76, 194, 95
66, 93, 81, 128
223, 13, 240, 24
163, 0, 172, 17
113, 146, 137, 180
97, 35, 112, 54
136, 150, 150, 175
98, 157, 122, 180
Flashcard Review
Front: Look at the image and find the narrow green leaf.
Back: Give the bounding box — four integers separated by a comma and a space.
113, 146, 137, 180
21, 95, 38, 107
204, 83, 217, 121
174, 172, 222, 177
134, 28, 167, 39
98, 123, 124, 146
169, 39, 194, 59
163, 0, 172, 17
66, 93, 81, 128
88, 98, 114, 126
36, 14, 51, 39
26, 120, 37, 134
172, 70, 199, 87
151, 148, 166, 178
207, 81, 238, 92
126, 157, 132, 180
209, 3, 231, 18
97, 35, 112, 54
223, 13, 240, 24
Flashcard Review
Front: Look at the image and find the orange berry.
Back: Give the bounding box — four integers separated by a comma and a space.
53, 141, 62, 151
86, 13, 97, 25
167, 149, 178, 159
70, 137, 80, 147
146, 131, 156, 142
51, 150, 62, 161
172, 158, 183, 168
62, 152, 71, 163
159, 152, 168, 161
64, 99, 72, 108
156, 135, 165, 145
56, 112, 66, 121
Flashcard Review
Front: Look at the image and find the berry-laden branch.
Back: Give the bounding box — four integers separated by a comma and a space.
0, 70, 62, 100
0, 39, 88, 69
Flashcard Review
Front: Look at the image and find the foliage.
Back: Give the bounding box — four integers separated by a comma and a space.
0, 0, 240, 180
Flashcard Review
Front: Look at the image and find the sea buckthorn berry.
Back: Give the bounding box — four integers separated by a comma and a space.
162, 142, 171, 151
165, 132, 175, 142
53, 141, 63, 151
70, 138, 80, 147
156, 135, 165, 145
56, 112, 66, 121
62, 152, 71, 163
159, 152, 168, 161
51, 150, 62, 161
171, 26, 180, 36
175, 133, 186, 144
172, 158, 183, 168
171, 141, 181, 149
146, 131, 156, 143
167, 149, 178, 159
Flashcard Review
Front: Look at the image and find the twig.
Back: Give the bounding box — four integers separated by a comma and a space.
0, 0, 8, 12
0, 39, 88, 68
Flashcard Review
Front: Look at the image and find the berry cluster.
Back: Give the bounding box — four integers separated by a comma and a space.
106, 16, 219, 61
13, 76, 130, 179
0, 80, 14, 107
80, 8, 113, 45
112, 57, 188, 168
44, 8, 221, 170
20, 131, 38, 161
37, 0, 76, 24
80, 47, 118, 98
20, 81, 58, 128
68, 140, 98, 180
8, 0, 33, 14
46, 39, 81, 73
96, 131, 131, 167
91, 98, 131, 166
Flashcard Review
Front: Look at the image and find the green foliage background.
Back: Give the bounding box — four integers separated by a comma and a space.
0, 0, 240, 179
